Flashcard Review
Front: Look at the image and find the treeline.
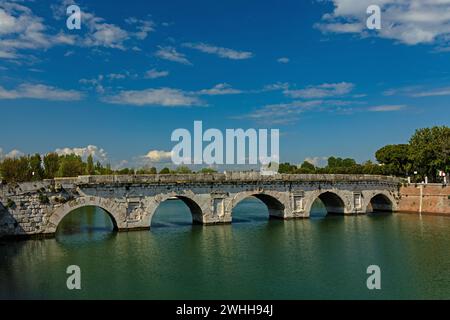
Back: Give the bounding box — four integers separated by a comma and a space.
0, 152, 217, 183
279, 157, 385, 175
279, 126, 450, 182
1, 126, 448, 183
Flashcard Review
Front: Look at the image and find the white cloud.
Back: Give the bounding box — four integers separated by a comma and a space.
412, 87, 450, 97
83, 21, 129, 50
383, 85, 450, 97
367, 105, 406, 112
0, 2, 76, 59
103, 88, 204, 107
155, 46, 192, 65
0, 0, 154, 59
55, 145, 108, 162
284, 82, 354, 99
107, 73, 126, 80
262, 82, 290, 92
183, 42, 253, 60
0, 148, 25, 159
79, 75, 105, 94
304, 156, 329, 167
0, 83, 83, 101
277, 57, 290, 63
0, 0, 156, 60
6, 149, 24, 159
235, 98, 366, 124
125, 17, 155, 40
145, 69, 169, 79
235, 100, 325, 124
198, 83, 242, 95
64, 50, 75, 57
316, 0, 450, 47
143, 150, 173, 162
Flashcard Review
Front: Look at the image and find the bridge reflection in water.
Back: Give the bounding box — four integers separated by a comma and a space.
3, 200, 449, 299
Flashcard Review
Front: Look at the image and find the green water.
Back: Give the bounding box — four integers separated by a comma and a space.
1, 198, 450, 300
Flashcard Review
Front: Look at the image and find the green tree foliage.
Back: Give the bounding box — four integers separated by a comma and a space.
375, 144, 410, 176
0, 157, 31, 182
409, 126, 450, 181
86, 154, 95, 175
175, 166, 192, 174
159, 167, 171, 174
29, 153, 44, 181
199, 167, 218, 174
117, 168, 135, 175
298, 161, 316, 173
57, 154, 85, 177
278, 163, 298, 174
43, 153, 60, 179
136, 167, 157, 174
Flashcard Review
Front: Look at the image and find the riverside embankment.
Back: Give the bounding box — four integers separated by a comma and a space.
399, 184, 450, 215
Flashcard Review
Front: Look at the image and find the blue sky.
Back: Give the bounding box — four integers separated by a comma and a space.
1, 0, 449, 169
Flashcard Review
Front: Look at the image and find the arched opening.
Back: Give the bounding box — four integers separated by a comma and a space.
367, 194, 393, 213
151, 196, 203, 228
56, 206, 118, 241
232, 194, 285, 222
310, 192, 345, 217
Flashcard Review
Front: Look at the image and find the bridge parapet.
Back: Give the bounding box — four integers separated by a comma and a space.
47, 173, 401, 186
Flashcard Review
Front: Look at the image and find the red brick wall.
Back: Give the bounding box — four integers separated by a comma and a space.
399, 185, 450, 214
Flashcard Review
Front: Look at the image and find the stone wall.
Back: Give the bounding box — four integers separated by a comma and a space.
398, 184, 450, 215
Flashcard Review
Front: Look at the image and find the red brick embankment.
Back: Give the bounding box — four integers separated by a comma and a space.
399, 184, 450, 215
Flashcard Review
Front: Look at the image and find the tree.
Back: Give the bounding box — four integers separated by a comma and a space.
278, 162, 298, 174
43, 153, 60, 179
199, 167, 218, 174
94, 161, 103, 175
117, 168, 134, 175
327, 157, 342, 168
29, 153, 44, 181
362, 160, 383, 175
104, 163, 113, 175
409, 126, 450, 181
298, 161, 316, 173
0, 156, 31, 183
57, 154, 84, 177
342, 158, 357, 168
86, 154, 95, 175
175, 166, 192, 174
159, 167, 171, 174
136, 166, 157, 174
375, 144, 411, 176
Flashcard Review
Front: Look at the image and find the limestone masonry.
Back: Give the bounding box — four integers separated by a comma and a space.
0, 173, 401, 238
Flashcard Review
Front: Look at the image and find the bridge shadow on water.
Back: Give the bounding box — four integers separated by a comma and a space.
151, 199, 200, 229
231, 197, 271, 224
55, 206, 117, 246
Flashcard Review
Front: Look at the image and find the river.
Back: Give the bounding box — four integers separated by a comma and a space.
1, 198, 450, 299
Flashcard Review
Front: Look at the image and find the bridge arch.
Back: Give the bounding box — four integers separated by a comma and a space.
228, 191, 287, 219
46, 196, 124, 234
306, 191, 347, 216
144, 192, 206, 227
366, 192, 396, 213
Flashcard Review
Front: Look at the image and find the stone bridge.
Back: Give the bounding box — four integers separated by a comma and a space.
0, 173, 401, 238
